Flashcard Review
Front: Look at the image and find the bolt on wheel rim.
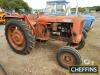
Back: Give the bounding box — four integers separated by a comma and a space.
60, 52, 76, 67
7, 25, 26, 51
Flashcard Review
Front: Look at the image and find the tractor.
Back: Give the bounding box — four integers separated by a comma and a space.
4, 1, 85, 69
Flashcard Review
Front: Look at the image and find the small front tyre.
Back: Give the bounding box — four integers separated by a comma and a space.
75, 37, 85, 50
67, 37, 85, 50
83, 30, 87, 39
56, 47, 81, 69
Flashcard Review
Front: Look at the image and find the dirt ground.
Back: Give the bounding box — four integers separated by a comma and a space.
0, 13, 100, 75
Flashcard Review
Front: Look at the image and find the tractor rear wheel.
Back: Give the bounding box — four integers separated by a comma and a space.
56, 47, 81, 69
5, 19, 35, 55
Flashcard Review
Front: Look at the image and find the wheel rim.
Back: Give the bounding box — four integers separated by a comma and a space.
60, 52, 76, 67
7, 25, 26, 51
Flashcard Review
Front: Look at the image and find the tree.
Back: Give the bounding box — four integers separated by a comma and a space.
94, 6, 100, 11
0, 0, 32, 13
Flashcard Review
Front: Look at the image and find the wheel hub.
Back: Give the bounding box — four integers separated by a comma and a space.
8, 26, 25, 50
63, 55, 71, 62
60, 52, 76, 66
12, 29, 24, 45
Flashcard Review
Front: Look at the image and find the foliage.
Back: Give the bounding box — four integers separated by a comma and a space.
0, 0, 32, 13
71, 6, 100, 13
91, 6, 100, 11
71, 7, 85, 12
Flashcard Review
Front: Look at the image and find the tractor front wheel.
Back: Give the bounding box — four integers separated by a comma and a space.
67, 37, 85, 50
5, 19, 35, 55
83, 30, 87, 39
75, 37, 85, 50
56, 47, 81, 69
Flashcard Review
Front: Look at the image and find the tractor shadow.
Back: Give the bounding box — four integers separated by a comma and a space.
34, 40, 65, 61
35, 40, 64, 51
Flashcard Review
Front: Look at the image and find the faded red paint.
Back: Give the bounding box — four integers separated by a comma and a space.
6, 14, 83, 44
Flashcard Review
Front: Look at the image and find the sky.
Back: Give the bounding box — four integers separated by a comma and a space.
24, 0, 100, 9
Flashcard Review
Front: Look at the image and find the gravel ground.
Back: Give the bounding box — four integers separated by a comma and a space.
0, 13, 100, 75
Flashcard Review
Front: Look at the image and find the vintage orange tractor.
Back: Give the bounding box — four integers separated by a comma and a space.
4, 1, 86, 69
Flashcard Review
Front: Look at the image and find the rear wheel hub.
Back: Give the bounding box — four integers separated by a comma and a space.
8, 26, 25, 50
12, 29, 24, 45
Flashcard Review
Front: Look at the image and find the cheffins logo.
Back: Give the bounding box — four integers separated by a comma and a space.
69, 66, 98, 73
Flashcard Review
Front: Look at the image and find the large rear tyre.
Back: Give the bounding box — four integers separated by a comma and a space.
5, 19, 35, 55
56, 47, 81, 69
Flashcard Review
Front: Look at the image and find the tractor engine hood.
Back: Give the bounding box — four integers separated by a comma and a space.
37, 15, 83, 23
37, 15, 83, 43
